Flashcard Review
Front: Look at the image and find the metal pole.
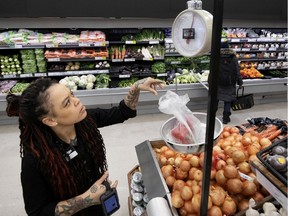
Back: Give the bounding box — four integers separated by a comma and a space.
200, 0, 224, 215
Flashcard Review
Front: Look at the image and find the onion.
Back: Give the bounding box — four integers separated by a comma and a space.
231, 150, 246, 163
224, 165, 238, 179
178, 207, 187, 216
161, 164, 174, 179
189, 155, 200, 168
226, 157, 236, 166
216, 159, 227, 170
184, 200, 194, 214
213, 145, 223, 154
241, 136, 252, 146
188, 167, 197, 180
210, 186, 226, 206
159, 155, 167, 166
175, 167, 188, 180
191, 185, 201, 195
238, 161, 251, 174
222, 131, 231, 138
208, 206, 222, 216
252, 192, 264, 204
260, 137, 272, 147
173, 179, 185, 191
166, 176, 176, 188
180, 160, 191, 172
191, 193, 201, 213
251, 135, 259, 143
215, 169, 228, 185
242, 181, 257, 196
223, 126, 232, 132
222, 196, 237, 216
175, 157, 184, 167
160, 146, 169, 152
226, 178, 243, 194
230, 126, 240, 134
164, 149, 175, 158
247, 143, 261, 155
171, 192, 184, 208
222, 140, 232, 150
167, 157, 175, 165
199, 152, 205, 167
181, 185, 193, 201
193, 169, 203, 181
238, 198, 249, 211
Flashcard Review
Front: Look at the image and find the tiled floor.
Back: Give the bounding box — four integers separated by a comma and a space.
0, 101, 287, 216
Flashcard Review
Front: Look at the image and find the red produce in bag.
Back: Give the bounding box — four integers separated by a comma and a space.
159, 91, 203, 144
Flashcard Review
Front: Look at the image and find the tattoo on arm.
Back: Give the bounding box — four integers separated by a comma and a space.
124, 78, 147, 110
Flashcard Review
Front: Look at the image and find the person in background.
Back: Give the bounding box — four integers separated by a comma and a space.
210, 41, 243, 124
6, 77, 165, 216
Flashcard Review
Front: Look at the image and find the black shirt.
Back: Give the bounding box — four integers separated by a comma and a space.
21, 100, 136, 216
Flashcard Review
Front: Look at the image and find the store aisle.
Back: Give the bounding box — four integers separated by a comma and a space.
0, 102, 287, 216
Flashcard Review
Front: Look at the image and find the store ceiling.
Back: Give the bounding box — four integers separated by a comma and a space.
0, 0, 286, 21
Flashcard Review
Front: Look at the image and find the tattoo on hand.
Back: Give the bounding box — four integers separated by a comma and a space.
124, 78, 147, 110
55, 195, 95, 216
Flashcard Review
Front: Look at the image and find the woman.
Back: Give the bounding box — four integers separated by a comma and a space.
6, 77, 165, 216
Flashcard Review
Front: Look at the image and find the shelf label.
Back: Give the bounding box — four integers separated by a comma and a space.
157, 73, 167, 77
255, 169, 287, 210
47, 72, 64, 76
171, 61, 181, 65
276, 38, 286, 42
233, 48, 241, 52
259, 48, 267, 51
269, 66, 277, 69
268, 47, 277, 51
238, 171, 254, 182
93, 42, 107, 46
14, 44, 23, 48
112, 59, 123, 62
277, 56, 285, 59
200, 60, 210, 63
247, 38, 257, 42
231, 39, 240, 42
124, 58, 135, 62
47, 58, 60, 62
20, 73, 33, 78
95, 57, 106, 60
242, 48, 251, 51
149, 40, 160, 44
34, 73, 47, 77
153, 56, 164, 60
46, 44, 58, 48
125, 40, 136, 44
79, 42, 91, 47
3, 74, 16, 78
119, 74, 130, 78
143, 57, 153, 61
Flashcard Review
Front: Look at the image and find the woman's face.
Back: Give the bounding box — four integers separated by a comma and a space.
45, 83, 87, 126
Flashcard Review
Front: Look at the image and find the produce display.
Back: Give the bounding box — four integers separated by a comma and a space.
0, 80, 18, 93
59, 74, 111, 90
0, 55, 22, 75
152, 123, 287, 216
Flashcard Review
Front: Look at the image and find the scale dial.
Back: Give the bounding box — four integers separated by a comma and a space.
172, 9, 213, 57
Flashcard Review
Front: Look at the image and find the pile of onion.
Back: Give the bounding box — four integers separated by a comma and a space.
154, 126, 268, 216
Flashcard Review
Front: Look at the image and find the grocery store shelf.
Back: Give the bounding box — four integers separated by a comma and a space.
0, 78, 287, 125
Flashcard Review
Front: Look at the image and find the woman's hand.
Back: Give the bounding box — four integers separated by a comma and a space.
55, 171, 118, 216
134, 77, 166, 95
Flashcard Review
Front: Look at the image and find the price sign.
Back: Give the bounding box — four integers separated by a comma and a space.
3, 74, 16, 78
124, 58, 135, 62
34, 73, 47, 77
94, 42, 107, 46
157, 73, 167, 77
112, 59, 123, 62
242, 48, 250, 51
143, 57, 153, 61
14, 44, 23, 48
95, 57, 106, 60
171, 61, 181, 65
125, 41, 136, 44
149, 40, 160, 44
47, 58, 60, 62
20, 73, 33, 78
248, 38, 257, 42
268, 47, 277, 51
46, 44, 58, 48
231, 39, 240, 42
119, 74, 130, 78
79, 42, 91, 47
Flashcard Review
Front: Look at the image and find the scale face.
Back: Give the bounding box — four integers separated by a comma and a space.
172, 8, 213, 57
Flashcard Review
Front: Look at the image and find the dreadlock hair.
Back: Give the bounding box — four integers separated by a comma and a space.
6, 78, 107, 200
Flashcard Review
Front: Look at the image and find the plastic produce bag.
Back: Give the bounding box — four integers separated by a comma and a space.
158, 90, 203, 144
